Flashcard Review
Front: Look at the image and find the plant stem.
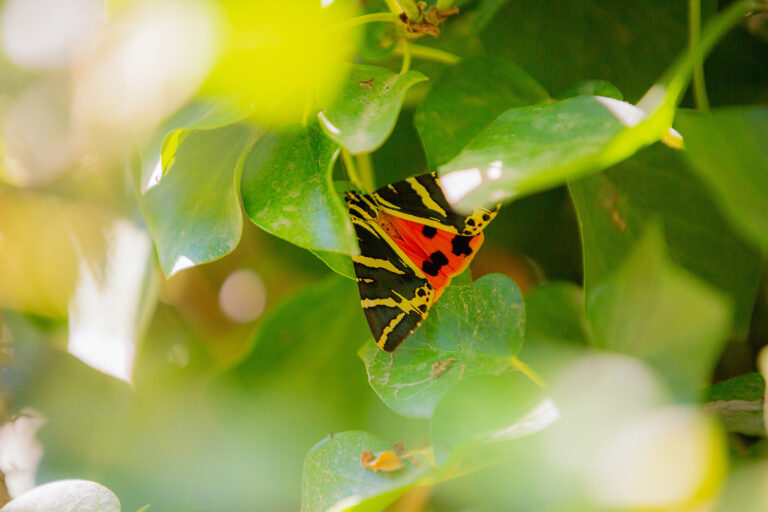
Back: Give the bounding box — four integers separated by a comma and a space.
396, 0, 421, 21
400, 41, 412, 73
384, 0, 403, 15
509, 357, 546, 388
393, 43, 461, 64
342, 149, 364, 191
436, 0, 454, 10
689, 0, 710, 111
332, 12, 401, 31
355, 153, 375, 192
643, 0, 759, 114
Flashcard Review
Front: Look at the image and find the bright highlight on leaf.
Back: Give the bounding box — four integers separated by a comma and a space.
203, 0, 357, 125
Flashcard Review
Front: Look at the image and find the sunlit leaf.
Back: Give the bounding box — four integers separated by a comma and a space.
0, 480, 120, 512
437, 96, 638, 212
138, 123, 258, 277
676, 107, 768, 252
241, 122, 357, 255
301, 431, 429, 512
136, 98, 254, 194
359, 274, 524, 418
414, 55, 549, 169
705, 373, 765, 436
587, 227, 732, 400
318, 65, 427, 154
570, 144, 760, 338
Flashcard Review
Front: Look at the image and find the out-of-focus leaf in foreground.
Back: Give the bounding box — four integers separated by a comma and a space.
301, 431, 429, 512
241, 122, 357, 255
0, 480, 120, 512
138, 123, 258, 277
587, 227, 732, 400
677, 107, 768, 252
430, 373, 549, 466
570, 144, 760, 338
414, 56, 550, 170
360, 274, 524, 419
318, 65, 427, 154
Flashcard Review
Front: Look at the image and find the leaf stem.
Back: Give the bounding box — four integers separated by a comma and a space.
400, 41, 412, 74
689, 0, 710, 111
395, 0, 421, 21
332, 12, 401, 31
509, 357, 546, 388
384, 0, 404, 15
355, 153, 375, 192
393, 43, 460, 64
342, 148, 364, 191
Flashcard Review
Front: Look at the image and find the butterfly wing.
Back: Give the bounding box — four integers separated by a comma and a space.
371, 172, 499, 236
346, 191, 434, 352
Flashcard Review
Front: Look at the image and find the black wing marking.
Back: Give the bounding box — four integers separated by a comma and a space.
371, 172, 499, 236
345, 191, 434, 352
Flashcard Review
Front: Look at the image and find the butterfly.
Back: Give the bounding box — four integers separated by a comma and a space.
345, 172, 499, 352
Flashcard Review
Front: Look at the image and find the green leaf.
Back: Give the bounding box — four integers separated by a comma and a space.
569, 144, 760, 338
525, 282, 588, 346
138, 123, 257, 277
136, 98, 254, 194
359, 274, 524, 418
586, 227, 732, 400
0, 480, 121, 512
559, 80, 624, 101
241, 123, 357, 255
437, 96, 635, 212
301, 431, 429, 512
676, 107, 768, 252
318, 65, 428, 154
312, 249, 356, 279
430, 374, 548, 466
414, 55, 550, 169
705, 373, 765, 436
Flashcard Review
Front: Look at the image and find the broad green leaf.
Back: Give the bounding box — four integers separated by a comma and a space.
0, 480, 120, 512
525, 282, 588, 346
241, 123, 357, 255
312, 249, 356, 279
430, 374, 548, 466
587, 227, 732, 400
318, 65, 427, 154
301, 431, 429, 512
138, 123, 258, 277
705, 373, 765, 436
559, 80, 623, 101
414, 55, 550, 169
359, 274, 524, 418
437, 96, 634, 212
569, 144, 760, 338
676, 107, 768, 252
136, 98, 254, 194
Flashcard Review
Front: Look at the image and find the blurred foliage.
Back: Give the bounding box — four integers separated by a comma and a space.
1, 0, 768, 511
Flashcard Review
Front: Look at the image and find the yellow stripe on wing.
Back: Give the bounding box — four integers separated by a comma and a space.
352, 255, 406, 274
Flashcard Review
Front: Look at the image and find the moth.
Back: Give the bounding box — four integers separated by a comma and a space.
345, 172, 499, 352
